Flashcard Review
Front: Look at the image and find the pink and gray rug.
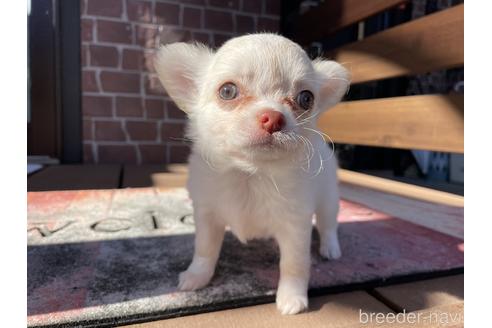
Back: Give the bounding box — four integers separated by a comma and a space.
27, 188, 463, 327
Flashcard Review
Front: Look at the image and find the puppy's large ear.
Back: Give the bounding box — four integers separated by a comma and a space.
154, 42, 214, 113
312, 59, 350, 112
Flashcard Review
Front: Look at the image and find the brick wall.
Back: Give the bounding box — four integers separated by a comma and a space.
80, 0, 281, 164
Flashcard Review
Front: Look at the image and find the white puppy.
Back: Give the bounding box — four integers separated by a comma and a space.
155, 33, 349, 315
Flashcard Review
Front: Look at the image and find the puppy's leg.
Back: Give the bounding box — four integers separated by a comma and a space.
275, 222, 312, 315
316, 188, 341, 260
178, 210, 225, 291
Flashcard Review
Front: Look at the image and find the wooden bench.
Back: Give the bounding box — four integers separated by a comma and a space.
302, 2, 464, 238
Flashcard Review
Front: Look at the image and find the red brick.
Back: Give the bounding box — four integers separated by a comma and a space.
135, 25, 158, 48
116, 97, 143, 117
236, 14, 255, 33
139, 145, 166, 164
127, 0, 152, 22
145, 99, 165, 118
98, 145, 137, 163
97, 20, 132, 43
257, 17, 280, 32
126, 121, 157, 141
145, 75, 166, 96
169, 29, 192, 43
89, 45, 119, 67
180, 0, 205, 4
122, 48, 142, 70
169, 145, 191, 163
265, 1, 281, 16
208, 0, 239, 9
166, 101, 186, 120
242, 0, 262, 13
205, 9, 233, 31
82, 96, 112, 117
95, 121, 126, 141
155, 2, 180, 25
100, 71, 140, 93
213, 33, 232, 47
82, 70, 99, 92
81, 19, 93, 42
142, 51, 156, 73
87, 0, 123, 17
81, 45, 88, 67
83, 119, 93, 140
192, 32, 210, 44
138, 26, 191, 47
161, 122, 185, 142
183, 7, 202, 29
83, 144, 94, 163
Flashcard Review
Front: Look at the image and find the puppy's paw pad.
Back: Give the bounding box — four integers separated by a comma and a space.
178, 270, 211, 291
320, 242, 342, 260
276, 295, 308, 315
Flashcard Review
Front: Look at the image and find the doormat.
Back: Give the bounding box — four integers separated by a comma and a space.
27, 188, 464, 327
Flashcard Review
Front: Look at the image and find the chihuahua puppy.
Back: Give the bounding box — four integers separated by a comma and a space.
155, 33, 349, 315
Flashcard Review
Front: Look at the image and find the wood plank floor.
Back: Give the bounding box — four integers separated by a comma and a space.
373, 275, 464, 312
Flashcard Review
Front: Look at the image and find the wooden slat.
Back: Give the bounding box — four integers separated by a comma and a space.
339, 183, 463, 239
123, 164, 189, 188
330, 4, 464, 84
152, 172, 187, 189
319, 94, 464, 153
338, 169, 464, 208
356, 170, 463, 195
293, 0, 408, 44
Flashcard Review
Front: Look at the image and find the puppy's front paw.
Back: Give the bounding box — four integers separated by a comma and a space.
320, 242, 341, 260
320, 233, 342, 260
178, 269, 212, 291
276, 293, 308, 315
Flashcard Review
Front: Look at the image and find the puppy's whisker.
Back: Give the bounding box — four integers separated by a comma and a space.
279, 132, 310, 172
301, 109, 320, 121
298, 135, 314, 162
295, 109, 312, 122
268, 174, 288, 201
296, 111, 320, 126
289, 133, 307, 167
302, 127, 336, 163
313, 150, 324, 178
298, 135, 314, 172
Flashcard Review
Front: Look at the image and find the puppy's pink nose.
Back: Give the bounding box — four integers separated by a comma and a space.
257, 110, 285, 134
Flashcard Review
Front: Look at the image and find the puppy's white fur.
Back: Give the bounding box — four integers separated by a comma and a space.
155, 34, 349, 315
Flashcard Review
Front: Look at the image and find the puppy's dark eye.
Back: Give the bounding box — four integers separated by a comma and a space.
219, 82, 238, 100
296, 90, 314, 110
